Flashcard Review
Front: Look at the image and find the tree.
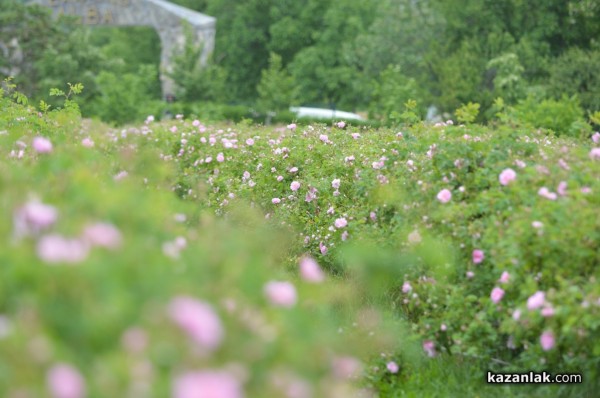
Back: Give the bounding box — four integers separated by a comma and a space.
169, 25, 228, 103
256, 52, 297, 112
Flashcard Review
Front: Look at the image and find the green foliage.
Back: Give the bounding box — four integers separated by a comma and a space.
1, 86, 407, 398
511, 95, 590, 137
3, 0, 600, 125
88, 65, 161, 125
169, 25, 228, 103
256, 52, 298, 112
455, 102, 481, 124
548, 48, 600, 112
204, 0, 275, 101
487, 53, 526, 104
0, 1, 105, 106
2, 82, 600, 395
368, 65, 422, 124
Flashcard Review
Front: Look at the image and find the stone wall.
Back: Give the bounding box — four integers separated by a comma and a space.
26, 0, 216, 98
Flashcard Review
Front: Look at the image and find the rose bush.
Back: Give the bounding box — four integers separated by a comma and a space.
1, 82, 599, 396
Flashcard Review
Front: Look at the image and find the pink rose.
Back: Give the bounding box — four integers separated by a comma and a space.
436, 189, 452, 203
264, 281, 297, 308
33, 137, 53, 153
47, 363, 86, 398
527, 291, 546, 310
168, 296, 224, 351
498, 168, 517, 185
173, 370, 244, 398
490, 287, 505, 304
299, 256, 325, 283
472, 249, 485, 264
540, 331, 555, 351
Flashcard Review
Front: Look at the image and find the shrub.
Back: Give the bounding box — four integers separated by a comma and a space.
510, 94, 591, 137
2, 83, 599, 396
548, 48, 600, 113
87, 65, 162, 125
368, 64, 423, 124
0, 87, 406, 397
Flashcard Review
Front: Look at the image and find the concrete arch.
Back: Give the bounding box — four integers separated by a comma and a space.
26, 0, 216, 98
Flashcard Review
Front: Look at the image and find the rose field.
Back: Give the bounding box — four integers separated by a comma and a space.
1, 84, 599, 398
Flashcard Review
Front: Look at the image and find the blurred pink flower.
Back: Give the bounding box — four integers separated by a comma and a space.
436, 189, 452, 203
422, 340, 436, 357
331, 178, 341, 189
113, 170, 128, 181
466, 271, 475, 279
168, 296, 224, 351
272, 198, 281, 204
336, 121, 346, 128
47, 363, 86, 398
216, 153, 225, 162
319, 242, 328, 255
557, 181, 567, 196
334, 218, 348, 229
402, 282, 412, 293
81, 137, 94, 148
245, 138, 254, 146
386, 361, 399, 374
264, 281, 297, 308
277, 175, 284, 182
13, 200, 58, 238
331, 356, 362, 379
540, 331, 555, 351
589, 148, 600, 160
472, 249, 485, 264
499, 168, 517, 185
369, 212, 377, 222
299, 256, 325, 283
33, 137, 53, 153
341, 231, 349, 241
290, 181, 301, 191
287, 123, 297, 130
538, 187, 557, 200
83, 222, 122, 250
592, 132, 600, 143
37, 234, 89, 264
490, 287, 505, 304
514, 159, 526, 168
527, 291, 546, 310
192, 119, 201, 127
372, 161, 384, 169
532, 221, 544, 229
512, 309, 521, 321
305, 187, 318, 202
541, 306, 555, 317
319, 134, 329, 143
558, 159, 570, 170
499, 271, 510, 284
173, 370, 244, 398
